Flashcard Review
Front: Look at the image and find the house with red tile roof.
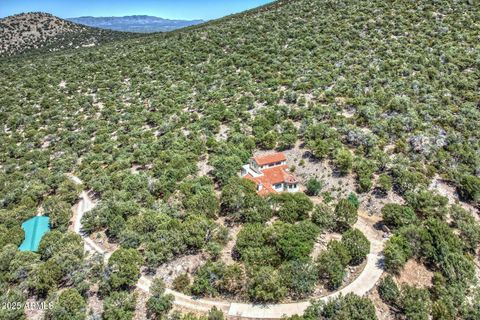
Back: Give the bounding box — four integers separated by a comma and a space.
241, 152, 299, 195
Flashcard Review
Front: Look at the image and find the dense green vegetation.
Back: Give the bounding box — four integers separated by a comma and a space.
380, 199, 480, 319
0, 0, 479, 318
300, 293, 377, 320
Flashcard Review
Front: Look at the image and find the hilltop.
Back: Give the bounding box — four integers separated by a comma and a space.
0, 12, 139, 56
0, 0, 479, 319
67, 15, 204, 33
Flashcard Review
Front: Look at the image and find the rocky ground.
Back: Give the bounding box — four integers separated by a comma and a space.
154, 253, 206, 286
429, 175, 479, 220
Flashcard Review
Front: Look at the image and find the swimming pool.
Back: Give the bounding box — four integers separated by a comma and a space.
19, 216, 51, 252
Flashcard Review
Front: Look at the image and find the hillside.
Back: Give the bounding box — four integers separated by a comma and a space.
68, 15, 204, 33
0, 12, 139, 56
0, 0, 479, 319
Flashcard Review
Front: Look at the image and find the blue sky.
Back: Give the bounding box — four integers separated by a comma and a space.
0, 0, 273, 20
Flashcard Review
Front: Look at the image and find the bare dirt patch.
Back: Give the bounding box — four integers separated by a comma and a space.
357, 211, 385, 247
215, 124, 229, 141
395, 259, 433, 288
220, 223, 242, 265
68, 202, 79, 232
197, 155, 213, 177
86, 284, 103, 319
341, 108, 355, 118
134, 289, 148, 320
24, 297, 46, 320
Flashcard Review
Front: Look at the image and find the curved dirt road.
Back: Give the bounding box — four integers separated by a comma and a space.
69, 174, 386, 318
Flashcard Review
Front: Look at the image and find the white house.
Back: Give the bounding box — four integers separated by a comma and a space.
241, 152, 299, 195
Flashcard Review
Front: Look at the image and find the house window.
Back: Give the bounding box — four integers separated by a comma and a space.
274, 183, 282, 189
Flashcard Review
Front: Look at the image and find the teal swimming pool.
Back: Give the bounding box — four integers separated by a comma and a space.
19, 216, 50, 252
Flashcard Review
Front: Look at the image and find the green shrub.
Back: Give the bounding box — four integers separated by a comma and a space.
279, 260, 318, 299
305, 293, 377, 319
377, 275, 399, 306
334, 149, 353, 175
400, 286, 431, 320
172, 273, 191, 294
311, 204, 335, 231
381, 204, 417, 230
275, 193, 314, 223
247, 266, 287, 303
377, 174, 393, 194
457, 175, 480, 204
384, 234, 412, 274
191, 261, 226, 297
107, 248, 143, 291
103, 291, 137, 320
450, 205, 480, 253
317, 243, 348, 290
305, 178, 323, 196
146, 279, 174, 320
347, 192, 359, 209
45, 288, 86, 320
341, 228, 370, 265
334, 198, 358, 231
208, 307, 225, 320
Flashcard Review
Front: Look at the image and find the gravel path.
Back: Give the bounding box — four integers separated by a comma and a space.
68, 174, 386, 318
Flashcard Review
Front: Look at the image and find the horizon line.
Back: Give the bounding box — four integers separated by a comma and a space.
67, 14, 205, 21
0, 11, 206, 21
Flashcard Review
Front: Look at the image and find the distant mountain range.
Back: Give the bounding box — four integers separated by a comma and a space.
67, 15, 204, 33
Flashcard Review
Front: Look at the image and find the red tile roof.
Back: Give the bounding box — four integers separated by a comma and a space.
243, 164, 297, 195
258, 184, 276, 196
252, 152, 286, 166
262, 165, 292, 184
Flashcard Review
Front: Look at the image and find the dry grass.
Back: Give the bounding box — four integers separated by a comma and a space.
395, 259, 434, 288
